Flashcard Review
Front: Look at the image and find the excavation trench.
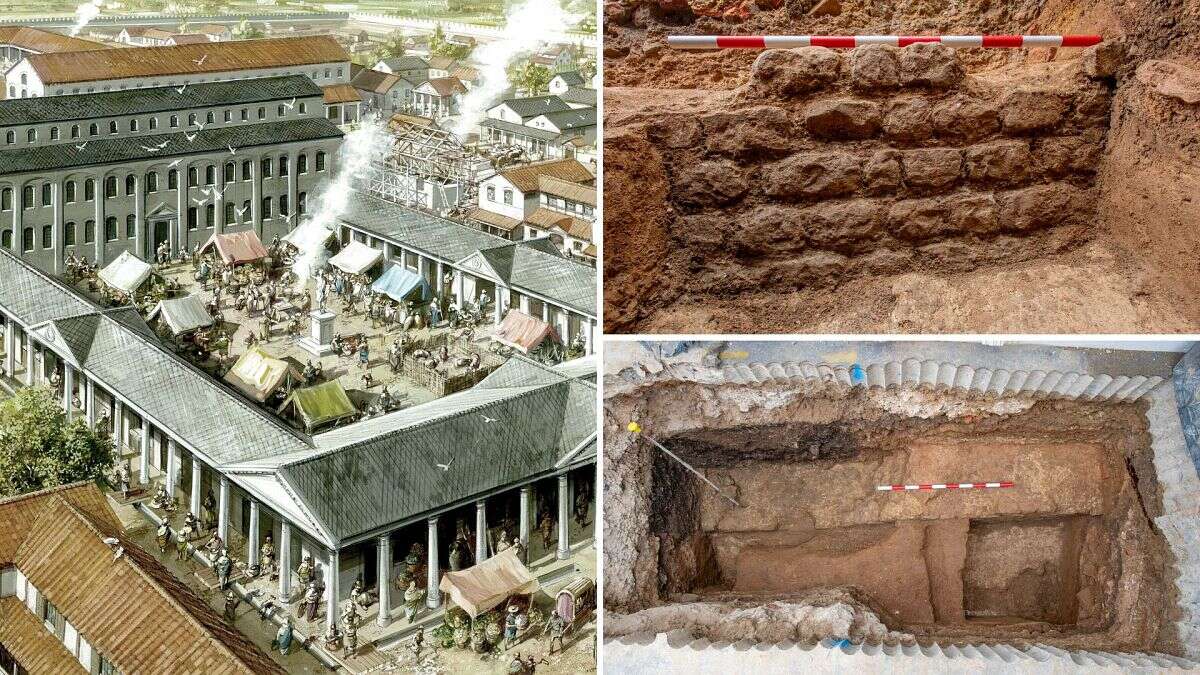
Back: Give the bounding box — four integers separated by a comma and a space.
608, 384, 1180, 653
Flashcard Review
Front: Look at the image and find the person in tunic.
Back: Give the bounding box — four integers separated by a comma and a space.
303, 580, 321, 621
223, 590, 239, 622
297, 554, 313, 586
276, 619, 294, 656
202, 489, 217, 531
545, 610, 567, 654
155, 522, 171, 555
539, 512, 555, 552
260, 534, 276, 577
504, 605, 521, 650
176, 523, 192, 561
215, 549, 233, 590
403, 580, 424, 623
344, 617, 358, 658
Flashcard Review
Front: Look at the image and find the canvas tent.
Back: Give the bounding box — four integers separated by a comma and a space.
371, 263, 432, 303
439, 549, 540, 619
328, 240, 383, 276
146, 294, 213, 336
277, 380, 357, 431
223, 346, 301, 403
97, 250, 153, 294
491, 310, 560, 354
201, 230, 269, 265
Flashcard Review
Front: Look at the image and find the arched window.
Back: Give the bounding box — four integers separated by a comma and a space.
503, 189, 513, 205
104, 216, 117, 241
188, 113, 198, 126
146, 171, 158, 192
257, 106, 266, 120
22, 186, 33, 208
65, 181, 76, 203
1, 229, 10, 249
261, 158, 272, 178
124, 175, 135, 196
64, 221, 75, 246
4, 130, 13, 144
108, 120, 117, 134
104, 176, 116, 198
170, 115, 179, 128
241, 200, 251, 222
22, 226, 33, 252
261, 196, 272, 218
297, 153, 308, 174
0, 188, 10, 211
298, 191, 307, 215
278, 156, 288, 177
204, 204, 214, 228
19, 73, 26, 85
50, 127, 59, 141
187, 207, 197, 230
41, 224, 50, 249
206, 111, 215, 124
242, 160, 251, 180
129, 119, 138, 132
85, 179, 95, 201
168, 169, 178, 190
187, 167, 198, 187
277, 104, 285, 116
280, 194, 289, 216
224, 201, 235, 224
26, 128, 35, 142
89, 123, 98, 136
84, 219, 95, 243
125, 214, 135, 238
70, 124, 79, 139
223, 162, 234, 183
205, 165, 215, 185
40, 183, 50, 206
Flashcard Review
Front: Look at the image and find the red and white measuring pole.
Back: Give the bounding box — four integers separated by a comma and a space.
877, 481, 1015, 492
668, 35, 1102, 50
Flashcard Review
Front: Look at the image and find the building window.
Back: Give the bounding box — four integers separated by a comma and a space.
486, 186, 495, 201
1, 230, 10, 249
261, 196, 272, 218
279, 156, 289, 177
261, 158, 272, 178
298, 191, 307, 215
126, 214, 135, 238
205, 165, 215, 185
108, 120, 117, 134
125, 175, 135, 196
22, 226, 33, 252
188, 113, 197, 126
85, 179, 95, 201
41, 597, 61, 632
240, 200, 251, 222
41, 224, 51, 248
503, 189, 513, 205
146, 171, 158, 192
297, 154, 308, 174
205, 204, 214, 228
327, 105, 340, 121
129, 119, 139, 132
98, 654, 120, 675
89, 123, 98, 136
84, 219, 94, 243
64, 221, 75, 246
224, 110, 232, 122
187, 167, 198, 187
1, 188, 10, 210
26, 128, 35, 143
65, 181, 76, 203
187, 207, 197, 230
4, 130, 12, 144
324, 68, 331, 78
277, 104, 285, 116
280, 194, 289, 216
22, 186, 33, 208
223, 162, 234, 183
168, 169, 178, 190
71, 124, 80, 139
240, 108, 248, 121
40, 183, 50, 206
300, 102, 307, 114
149, 117, 158, 130
50, 126, 59, 140
104, 216, 117, 241
257, 106, 266, 120
241, 160, 251, 180
316, 151, 326, 171
170, 115, 179, 128
224, 201, 234, 223
206, 111, 215, 124
104, 176, 116, 198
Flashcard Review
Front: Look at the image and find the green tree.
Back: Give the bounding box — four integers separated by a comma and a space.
234, 19, 265, 40
507, 61, 554, 96
377, 30, 407, 58
429, 23, 472, 60
577, 55, 597, 83
0, 388, 114, 498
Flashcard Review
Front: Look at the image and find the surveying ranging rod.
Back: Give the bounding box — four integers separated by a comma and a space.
668, 35, 1103, 50
627, 422, 742, 507
877, 481, 1015, 492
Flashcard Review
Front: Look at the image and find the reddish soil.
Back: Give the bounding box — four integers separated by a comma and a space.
603, 0, 1200, 333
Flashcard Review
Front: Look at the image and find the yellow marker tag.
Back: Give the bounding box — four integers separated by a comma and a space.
627, 422, 642, 433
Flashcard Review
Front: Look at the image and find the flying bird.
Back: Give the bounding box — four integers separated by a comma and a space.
102, 537, 124, 561
156, 139, 170, 149
227, 144, 237, 155
168, 159, 182, 168
74, 141, 88, 150
235, 205, 248, 219
140, 144, 160, 153
435, 458, 455, 471
481, 414, 497, 423
191, 196, 208, 206
193, 54, 208, 66
175, 83, 187, 94
283, 97, 296, 110
112, 546, 124, 561
184, 132, 197, 143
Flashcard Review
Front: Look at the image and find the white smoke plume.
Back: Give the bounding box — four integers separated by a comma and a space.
451, 0, 581, 137
289, 115, 391, 283
70, 0, 103, 36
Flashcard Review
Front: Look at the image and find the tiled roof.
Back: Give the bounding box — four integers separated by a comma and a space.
499, 158, 594, 193
0, 117, 343, 175
552, 71, 585, 86
0, 597, 86, 674
494, 94, 571, 120
526, 207, 593, 241
285, 356, 596, 543
480, 117, 560, 142
559, 86, 596, 106
0, 74, 321, 127
538, 175, 596, 206
351, 67, 406, 93
15, 496, 286, 674
451, 65, 479, 81
168, 33, 210, 45
426, 55, 457, 70
380, 54, 428, 71
0, 481, 120, 564
322, 82, 361, 104
418, 76, 466, 97
466, 207, 522, 232
26, 35, 349, 85
534, 106, 596, 131
0, 26, 108, 54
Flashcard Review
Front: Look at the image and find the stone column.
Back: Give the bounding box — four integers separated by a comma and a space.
436, 260, 445, 294
584, 319, 594, 355
519, 294, 530, 315
218, 476, 230, 543
557, 474, 570, 560
4, 319, 15, 377
62, 365, 74, 418
541, 301, 550, 324
325, 549, 339, 632
519, 486, 532, 562
248, 500, 260, 567
376, 534, 391, 626
24, 337, 34, 386
475, 499, 488, 563
287, 152, 298, 224
112, 399, 123, 449
190, 455, 202, 517
85, 378, 96, 428
175, 161, 187, 253
494, 285, 506, 324
426, 516, 440, 609
279, 521, 292, 599
139, 419, 151, 485
454, 270, 464, 305
167, 439, 179, 493
133, 173, 144, 258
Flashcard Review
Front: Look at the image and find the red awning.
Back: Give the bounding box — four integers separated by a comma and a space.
201, 230, 269, 265
492, 310, 560, 354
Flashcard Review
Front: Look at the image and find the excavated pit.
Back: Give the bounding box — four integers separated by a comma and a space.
603, 0, 1200, 333
605, 383, 1184, 654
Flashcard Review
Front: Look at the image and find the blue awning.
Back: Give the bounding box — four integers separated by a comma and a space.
371, 263, 432, 302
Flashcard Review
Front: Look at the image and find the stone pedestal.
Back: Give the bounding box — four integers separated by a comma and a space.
297, 309, 335, 357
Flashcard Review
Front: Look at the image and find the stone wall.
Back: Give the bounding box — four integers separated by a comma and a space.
646, 44, 1113, 294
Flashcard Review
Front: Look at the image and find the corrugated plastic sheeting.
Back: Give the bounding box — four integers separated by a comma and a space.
281, 377, 594, 541
439, 549, 539, 618
372, 263, 432, 303
329, 240, 383, 276
281, 380, 357, 430
202, 230, 269, 265
492, 309, 559, 353
223, 346, 293, 403
147, 294, 213, 336
97, 250, 153, 294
